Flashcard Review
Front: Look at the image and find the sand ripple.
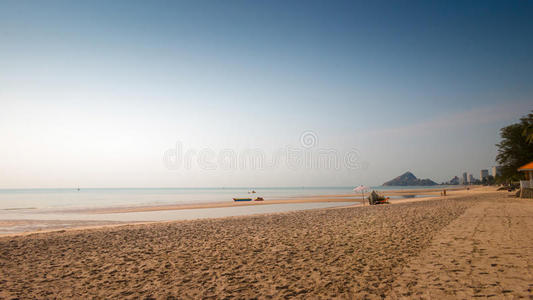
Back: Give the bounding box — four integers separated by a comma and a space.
0, 197, 474, 298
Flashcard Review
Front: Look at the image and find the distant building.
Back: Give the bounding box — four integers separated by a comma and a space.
492, 166, 501, 177
480, 169, 489, 181
468, 173, 474, 184
462, 172, 468, 185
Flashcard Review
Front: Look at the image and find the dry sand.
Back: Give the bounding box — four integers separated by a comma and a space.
1, 189, 531, 298
387, 192, 533, 299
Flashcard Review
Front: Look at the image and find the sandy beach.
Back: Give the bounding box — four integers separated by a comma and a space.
3, 1, 531, 298
1, 188, 531, 298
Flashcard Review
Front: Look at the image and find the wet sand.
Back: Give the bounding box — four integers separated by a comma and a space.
0, 220, 135, 237
1, 188, 530, 298
76, 196, 362, 214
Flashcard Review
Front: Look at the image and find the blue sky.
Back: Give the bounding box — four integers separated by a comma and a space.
1, 1, 532, 187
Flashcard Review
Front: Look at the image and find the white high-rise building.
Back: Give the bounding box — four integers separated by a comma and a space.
462, 172, 468, 184
468, 173, 474, 184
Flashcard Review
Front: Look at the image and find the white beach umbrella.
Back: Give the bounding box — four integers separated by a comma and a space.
353, 185, 369, 202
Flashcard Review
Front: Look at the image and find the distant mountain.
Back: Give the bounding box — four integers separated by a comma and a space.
382, 171, 438, 186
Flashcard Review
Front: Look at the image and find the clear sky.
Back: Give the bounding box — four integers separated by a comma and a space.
1, 0, 532, 188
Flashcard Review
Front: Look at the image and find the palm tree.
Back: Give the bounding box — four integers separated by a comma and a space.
522, 112, 533, 144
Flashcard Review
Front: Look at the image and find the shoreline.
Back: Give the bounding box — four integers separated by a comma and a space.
69, 186, 466, 214
0, 186, 475, 237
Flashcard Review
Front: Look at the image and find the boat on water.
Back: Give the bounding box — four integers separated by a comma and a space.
233, 198, 253, 202
233, 197, 265, 202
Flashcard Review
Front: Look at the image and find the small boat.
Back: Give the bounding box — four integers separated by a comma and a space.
233, 198, 252, 202
254, 197, 264, 201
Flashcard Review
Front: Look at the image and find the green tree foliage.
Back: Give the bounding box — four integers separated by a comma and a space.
522, 112, 533, 144
481, 175, 495, 185
496, 111, 533, 181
